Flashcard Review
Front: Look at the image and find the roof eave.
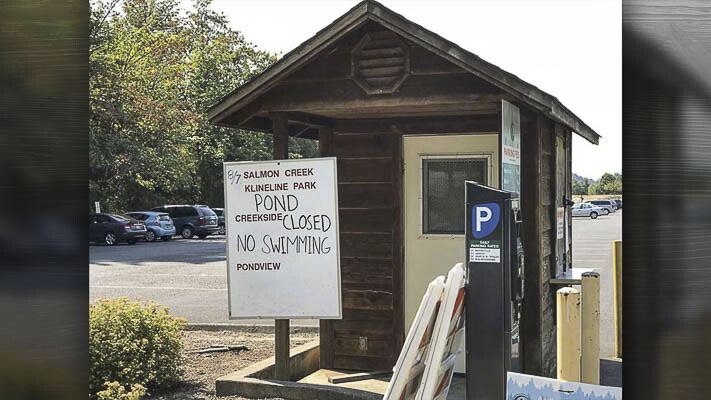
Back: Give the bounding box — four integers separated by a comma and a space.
207, 0, 601, 145
206, 1, 371, 124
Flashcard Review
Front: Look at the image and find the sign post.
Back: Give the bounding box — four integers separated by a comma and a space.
223, 157, 341, 380
465, 181, 516, 400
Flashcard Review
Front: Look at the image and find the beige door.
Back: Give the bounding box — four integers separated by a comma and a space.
403, 133, 499, 372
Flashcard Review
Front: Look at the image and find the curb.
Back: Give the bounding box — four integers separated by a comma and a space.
186, 323, 319, 334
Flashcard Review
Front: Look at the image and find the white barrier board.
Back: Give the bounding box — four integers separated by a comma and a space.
418, 263, 466, 400
384, 276, 445, 400
223, 158, 341, 319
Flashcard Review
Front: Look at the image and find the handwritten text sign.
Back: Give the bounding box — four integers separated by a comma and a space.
223, 158, 341, 319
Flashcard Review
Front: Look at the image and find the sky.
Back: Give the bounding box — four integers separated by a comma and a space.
191, 0, 621, 179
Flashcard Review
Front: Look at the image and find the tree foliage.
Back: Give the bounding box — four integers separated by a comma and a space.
90, 0, 316, 212
574, 172, 622, 195
589, 172, 622, 195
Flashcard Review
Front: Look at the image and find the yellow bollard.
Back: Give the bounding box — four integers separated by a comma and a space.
613, 240, 622, 358
557, 287, 581, 381
581, 271, 600, 384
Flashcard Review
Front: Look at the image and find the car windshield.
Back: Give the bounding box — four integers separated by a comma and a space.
158, 214, 171, 221
111, 214, 132, 221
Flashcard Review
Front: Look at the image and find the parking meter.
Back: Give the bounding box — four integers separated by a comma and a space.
465, 181, 524, 399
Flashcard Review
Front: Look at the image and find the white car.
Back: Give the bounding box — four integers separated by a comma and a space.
572, 202, 604, 219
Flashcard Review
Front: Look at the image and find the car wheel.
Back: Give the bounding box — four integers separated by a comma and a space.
145, 230, 156, 242
218, 225, 225, 235
590, 212, 598, 219
181, 226, 194, 239
104, 232, 117, 246
127, 238, 137, 245
197, 234, 208, 239
161, 236, 171, 241
603, 209, 609, 215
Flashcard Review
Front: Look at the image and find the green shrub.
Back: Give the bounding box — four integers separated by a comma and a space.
97, 381, 147, 400
89, 298, 187, 399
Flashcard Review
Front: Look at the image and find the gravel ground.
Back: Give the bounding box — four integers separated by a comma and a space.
147, 329, 318, 400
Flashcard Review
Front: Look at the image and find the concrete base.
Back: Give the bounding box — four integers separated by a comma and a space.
216, 341, 382, 400
299, 369, 466, 400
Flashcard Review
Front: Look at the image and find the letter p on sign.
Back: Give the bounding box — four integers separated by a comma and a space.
475, 207, 491, 232
472, 202, 500, 239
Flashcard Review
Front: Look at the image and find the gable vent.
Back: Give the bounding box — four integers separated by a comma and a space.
351, 31, 410, 95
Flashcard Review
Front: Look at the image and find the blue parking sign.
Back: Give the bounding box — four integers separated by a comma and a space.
472, 202, 500, 239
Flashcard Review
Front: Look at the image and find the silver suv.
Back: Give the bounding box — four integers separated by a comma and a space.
584, 199, 616, 214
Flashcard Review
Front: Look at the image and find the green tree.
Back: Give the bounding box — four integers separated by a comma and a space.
89, 0, 313, 211
597, 172, 622, 194
572, 178, 588, 195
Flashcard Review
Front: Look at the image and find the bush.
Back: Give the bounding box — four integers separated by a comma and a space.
97, 381, 147, 400
89, 298, 187, 399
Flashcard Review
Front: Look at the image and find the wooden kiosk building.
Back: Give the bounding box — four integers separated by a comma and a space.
209, 0, 600, 377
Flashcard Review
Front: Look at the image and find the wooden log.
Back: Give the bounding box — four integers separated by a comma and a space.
337, 157, 393, 183
339, 232, 392, 258
339, 208, 393, 233
334, 337, 394, 358
338, 183, 393, 209
341, 289, 394, 311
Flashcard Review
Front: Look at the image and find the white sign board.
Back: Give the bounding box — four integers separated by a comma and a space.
557, 207, 565, 240
94, 201, 101, 214
223, 158, 341, 319
507, 371, 622, 400
501, 100, 521, 198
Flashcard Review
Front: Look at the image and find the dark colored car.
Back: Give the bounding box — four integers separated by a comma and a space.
89, 213, 146, 245
125, 211, 176, 242
213, 208, 225, 235
614, 199, 622, 209
151, 205, 218, 239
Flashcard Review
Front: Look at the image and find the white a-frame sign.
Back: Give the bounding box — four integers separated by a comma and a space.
384, 263, 466, 400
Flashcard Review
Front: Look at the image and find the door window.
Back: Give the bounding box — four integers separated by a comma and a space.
422, 157, 488, 234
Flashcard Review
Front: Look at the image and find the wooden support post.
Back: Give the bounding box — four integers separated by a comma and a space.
272, 113, 289, 160
275, 319, 290, 380
317, 124, 335, 369
557, 287, 581, 382
581, 271, 600, 384
318, 125, 332, 157
613, 240, 622, 358
271, 113, 290, 381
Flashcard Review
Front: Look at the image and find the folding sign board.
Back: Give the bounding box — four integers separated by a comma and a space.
223, 158, 341, 319
418, 263, 466, 400
383, 276, 445, 400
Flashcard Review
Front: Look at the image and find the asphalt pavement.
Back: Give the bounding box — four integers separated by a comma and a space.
89, 235, 318, 328
572, 209, 622, 359
90, 210, 621, 356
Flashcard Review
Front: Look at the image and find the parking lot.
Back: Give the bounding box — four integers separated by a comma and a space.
89, 235, 319, 327
572, 209, 622, 359
90, 210, 621, 355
